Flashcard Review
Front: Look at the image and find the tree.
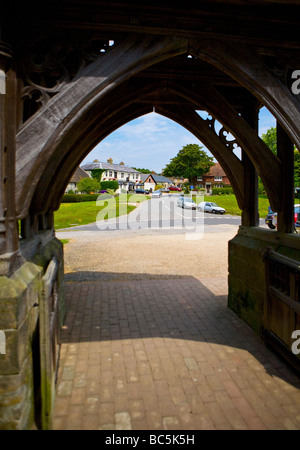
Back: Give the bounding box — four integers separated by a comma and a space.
295, 150, 300, 188
260, 126, 300, 190
77, 177, 99, 194
261, 127, 277, 155
163, 144, 214, 185
133, 167, 154, 174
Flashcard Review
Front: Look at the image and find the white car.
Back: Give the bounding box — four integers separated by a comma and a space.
152, 190, 162, 198
177, 196, 197, 210
198, 201, 225, 214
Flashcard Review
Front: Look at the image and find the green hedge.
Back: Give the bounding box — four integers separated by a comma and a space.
212, 187, 234, 195
99, 180, 119, 191
61, 194, 99, 203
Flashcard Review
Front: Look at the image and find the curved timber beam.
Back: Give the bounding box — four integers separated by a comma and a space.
189, 39, 300, 148
38, 79, 245, 214
155, 103, 245, 209
167, 80, 282, 212
44, 104, 153, 213
16, 34, 188, 219
33, 78, 168, 213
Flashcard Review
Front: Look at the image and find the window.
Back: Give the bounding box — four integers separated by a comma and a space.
109, 171, 112, 177
197, 176, 202, 181
214, 176, 222, 181
121, 173, 124, 178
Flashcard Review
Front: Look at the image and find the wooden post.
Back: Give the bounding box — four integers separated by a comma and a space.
241, 102, 259, 227
277, 122, 295, 234
0, 41, 19, 273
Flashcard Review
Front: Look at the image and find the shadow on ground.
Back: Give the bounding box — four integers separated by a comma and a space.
61, 271, 300, 389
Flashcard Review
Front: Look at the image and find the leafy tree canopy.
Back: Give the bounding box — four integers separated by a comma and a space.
163, 144, 214, 184
261, 127, 277, 155
295, 150, 300, 188
260, 126, 300, 190
133, 167, 155, 174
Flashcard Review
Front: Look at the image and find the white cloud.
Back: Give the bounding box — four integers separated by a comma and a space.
82, 108, 275, 173
84, 112, 206, 172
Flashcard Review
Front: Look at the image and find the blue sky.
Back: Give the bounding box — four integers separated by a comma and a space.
82, 107, 276, 173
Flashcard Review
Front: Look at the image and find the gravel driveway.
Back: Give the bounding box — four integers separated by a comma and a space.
57, 225, 238, 281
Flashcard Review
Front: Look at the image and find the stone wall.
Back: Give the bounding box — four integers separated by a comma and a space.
228, 226, 300, 335
0, 235, 65, 430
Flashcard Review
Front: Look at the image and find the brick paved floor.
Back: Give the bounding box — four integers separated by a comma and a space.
53, 275, 300, 430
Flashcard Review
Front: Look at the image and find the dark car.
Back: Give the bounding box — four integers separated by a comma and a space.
265, 206, 276, 229
267, 205, 300, 232
135, 189, 149, 194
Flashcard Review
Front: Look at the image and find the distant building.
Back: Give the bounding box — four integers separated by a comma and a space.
198, 162, 230, 194
65, 167, 90, 193
140, 173, 173, 192
81, 158, 142, 192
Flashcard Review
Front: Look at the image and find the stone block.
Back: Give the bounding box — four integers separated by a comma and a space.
0, 235, 65, 429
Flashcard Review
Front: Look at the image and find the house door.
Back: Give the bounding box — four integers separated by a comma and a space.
206, 184, 211, 194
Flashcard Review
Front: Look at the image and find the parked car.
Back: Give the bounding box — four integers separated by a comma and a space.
198, 201, 225, 214
272, 205, 300, 232
160, 188, 169, 193
152, 190, 162, 198
135, 189, 149, 194
177, 196, 197, 210
265, 206, 275, 229
169, 186, 182, 191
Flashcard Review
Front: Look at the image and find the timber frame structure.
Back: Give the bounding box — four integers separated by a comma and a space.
1, 0, 300, 429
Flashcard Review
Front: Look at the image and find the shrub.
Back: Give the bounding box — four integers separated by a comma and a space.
61, 194, 99, 203
100, 180, 119, 191
212, 187, 234, 195
106, 188, 116, 196
77, 177, 100, 194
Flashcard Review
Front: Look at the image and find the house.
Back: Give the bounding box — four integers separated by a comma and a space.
140, 173, 173, 192
197, 162, 230, 194
81, 158, 142, 192
169, 177, 188, 188
65, 167, 90, 193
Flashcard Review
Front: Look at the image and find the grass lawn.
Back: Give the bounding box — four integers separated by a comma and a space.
54, 193, 150, 229
55, 192, 273, 230
203, 194, 271, 218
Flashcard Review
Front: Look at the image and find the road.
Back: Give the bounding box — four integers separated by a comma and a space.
57, 194, 266, 238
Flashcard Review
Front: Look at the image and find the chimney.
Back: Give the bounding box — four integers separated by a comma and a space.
119, 161, 125, 165
107, 158, 113, 165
